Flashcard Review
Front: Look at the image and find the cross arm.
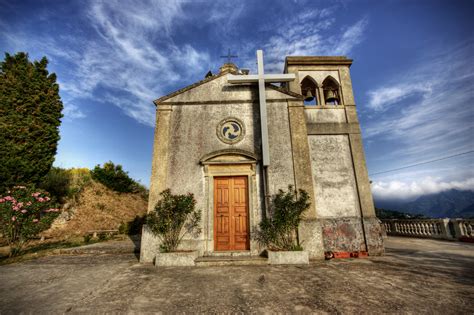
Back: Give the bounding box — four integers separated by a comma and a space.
261, 73, 295, 83
227, 73, 295, 84
227, 74, 259, 83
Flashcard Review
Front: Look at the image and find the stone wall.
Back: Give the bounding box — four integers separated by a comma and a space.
308, 135, 361, 218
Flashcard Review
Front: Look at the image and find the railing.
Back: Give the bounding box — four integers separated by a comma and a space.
381, 219, 474, 241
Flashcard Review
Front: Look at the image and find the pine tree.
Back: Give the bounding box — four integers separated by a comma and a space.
0, 52, 63, 191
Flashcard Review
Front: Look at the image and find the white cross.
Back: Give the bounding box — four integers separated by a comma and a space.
227, 50, 295, 167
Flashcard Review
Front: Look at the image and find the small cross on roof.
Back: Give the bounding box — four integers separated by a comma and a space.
220, 49, 238, 63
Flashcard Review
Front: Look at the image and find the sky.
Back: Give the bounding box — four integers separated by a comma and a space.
1, 0, 473, 202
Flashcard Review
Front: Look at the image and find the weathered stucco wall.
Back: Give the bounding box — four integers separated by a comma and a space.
304, 108, 347, 124
266, 101, 296, 195
308, 135, 360, 218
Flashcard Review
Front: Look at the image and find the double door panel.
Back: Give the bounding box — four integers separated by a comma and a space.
214, 176, 249, 251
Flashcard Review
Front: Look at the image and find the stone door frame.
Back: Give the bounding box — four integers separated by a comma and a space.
201, 150, 260, 256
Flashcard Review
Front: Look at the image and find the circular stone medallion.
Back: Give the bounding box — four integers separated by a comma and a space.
217, 117, 245, 144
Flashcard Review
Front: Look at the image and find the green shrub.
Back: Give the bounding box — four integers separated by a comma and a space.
146, 189, 201, 252
91, 161, 140, 193
83, 234, 92, 244
67, 168, 91, 203
39, 167, 71, 202
0, 185, 60, 256
119, 215, 145, 235
254, 186, 310, 251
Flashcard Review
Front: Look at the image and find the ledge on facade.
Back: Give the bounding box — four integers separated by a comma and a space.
200, 149, 258, 165
285, 56, 353, 67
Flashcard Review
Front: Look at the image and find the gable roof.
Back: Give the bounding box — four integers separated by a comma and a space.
154, 69, 303, 106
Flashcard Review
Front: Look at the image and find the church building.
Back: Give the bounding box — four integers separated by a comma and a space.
140, 51, 384, 262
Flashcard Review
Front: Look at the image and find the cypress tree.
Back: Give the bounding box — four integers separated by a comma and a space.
0, 52, 63, 191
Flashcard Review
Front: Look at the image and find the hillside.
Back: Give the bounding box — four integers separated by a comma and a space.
42, 180, 147, 240
375, 189, 474, 218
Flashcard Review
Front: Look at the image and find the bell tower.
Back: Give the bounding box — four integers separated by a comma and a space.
283, 56, 384, 256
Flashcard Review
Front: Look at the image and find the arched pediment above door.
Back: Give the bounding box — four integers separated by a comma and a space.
200, 149, 258, 165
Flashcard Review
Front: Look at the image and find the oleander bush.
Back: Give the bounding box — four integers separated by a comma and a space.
0, 185, 60, 256
146, 189, 201, 252
254, 185, 310, 251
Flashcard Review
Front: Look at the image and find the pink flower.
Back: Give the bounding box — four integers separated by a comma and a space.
11, 216, 16, 221
32, 192, 41, 198
21, 209, 27, 214
32, 219, 39, 223
13, 206, 19, 211
17, 202, 24, 208
38, 197, 45, 202
0, 198, 4, 203
26, 201, 32, 206
4, 196, 13, 201
45, 197, 50, 201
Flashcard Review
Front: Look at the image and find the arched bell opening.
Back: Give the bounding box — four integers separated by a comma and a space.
322, 76, 341, 105
300, 76, 319, 106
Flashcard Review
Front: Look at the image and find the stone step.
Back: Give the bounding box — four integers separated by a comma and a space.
195, 255, 268, 266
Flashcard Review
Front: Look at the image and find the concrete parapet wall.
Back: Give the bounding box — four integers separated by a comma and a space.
382, 218, 474, 242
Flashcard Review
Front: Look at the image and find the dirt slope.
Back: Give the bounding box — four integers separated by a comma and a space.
43, 181, 147, 240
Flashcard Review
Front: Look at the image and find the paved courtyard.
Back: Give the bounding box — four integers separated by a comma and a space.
0, 237, 473, 314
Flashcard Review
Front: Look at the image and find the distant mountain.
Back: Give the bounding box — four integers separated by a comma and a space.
374, 189, 474, 218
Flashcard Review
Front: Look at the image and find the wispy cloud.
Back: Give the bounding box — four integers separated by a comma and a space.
367, 83, 433, 111
1, 0, 212, 127
261, 10, 368, 71
372, 177, 474, 201
62, 103, 86, 120
364, 41, 474, 159
74, 0, 210, 126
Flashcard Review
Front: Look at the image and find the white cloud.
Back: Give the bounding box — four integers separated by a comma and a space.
261, 13, 368, 72
364, 41, 474, 159
367, 84, 433, 111
371, 177, 474, 201
62, 103, 86, 120
62, 1, 211, 126
334, 17, 368, 55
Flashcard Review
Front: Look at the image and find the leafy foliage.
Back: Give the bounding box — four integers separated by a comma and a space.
39, 167, 71, 202
38, 167, 92, 204
254, 186, 310, 251
119, 215, 145, 235
0, 186, 60, 256
146, 189, 201, 252
0, 52, 63, 192
91, 161, 146, 195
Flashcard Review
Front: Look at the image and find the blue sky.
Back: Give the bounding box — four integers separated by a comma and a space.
1, 0, 473, 201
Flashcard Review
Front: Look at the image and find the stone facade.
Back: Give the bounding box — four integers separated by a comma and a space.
140, 56, 384, 263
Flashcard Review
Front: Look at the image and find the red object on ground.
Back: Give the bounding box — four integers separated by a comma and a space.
332, 252, 351, 259
325, 251, 370, 260
358, 251, 369, 258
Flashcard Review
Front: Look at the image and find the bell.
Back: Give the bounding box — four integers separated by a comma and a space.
304, 89, 314, 102
325, 89, 338, 103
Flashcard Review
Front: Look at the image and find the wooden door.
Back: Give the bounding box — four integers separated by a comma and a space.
214, 176, 249, 251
